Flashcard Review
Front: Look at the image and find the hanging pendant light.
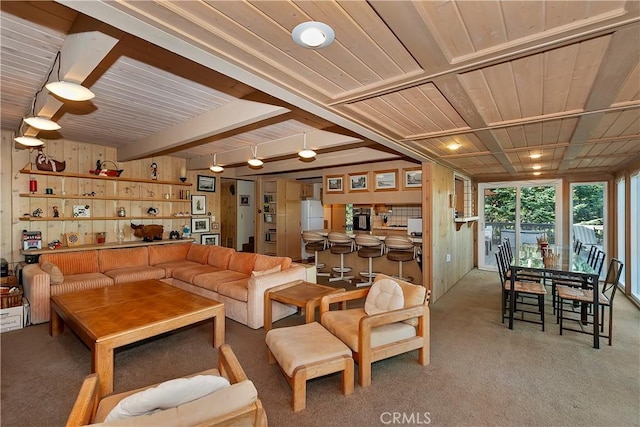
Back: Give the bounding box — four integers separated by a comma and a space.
210, 153, 224, 173
24, 116, 60, 131
248, 145, 263, 167
14, 119, 44, 147
45, 52, 95, 101
297, 132, 316, 159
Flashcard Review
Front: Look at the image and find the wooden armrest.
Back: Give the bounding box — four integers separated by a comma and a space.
218, 344, 248, 384
360, 305, 427, 329
320, 288, 369, 314
65, 373, 100, 427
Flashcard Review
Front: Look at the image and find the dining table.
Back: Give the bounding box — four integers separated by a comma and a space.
509, 244, 601, 348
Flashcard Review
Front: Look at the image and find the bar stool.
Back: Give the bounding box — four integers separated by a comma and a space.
385, 235, 415, 282
354, 234, 383, 287
302, 231, 330, 277
328, 231, 355, 283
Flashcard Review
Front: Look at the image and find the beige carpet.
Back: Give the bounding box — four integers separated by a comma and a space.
1, 269, 639, 426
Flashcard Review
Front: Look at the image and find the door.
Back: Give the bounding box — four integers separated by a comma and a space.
479, 180, 561, 270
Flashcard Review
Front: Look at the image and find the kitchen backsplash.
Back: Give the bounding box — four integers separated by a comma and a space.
372, 206, 421, 228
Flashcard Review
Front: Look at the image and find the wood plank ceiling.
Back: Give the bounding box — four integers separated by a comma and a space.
1, 0, 639, 180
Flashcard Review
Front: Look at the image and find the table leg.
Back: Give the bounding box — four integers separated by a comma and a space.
213, 309, 225, 348
50, 308, 63, 336
305, 300, 316, 324
93, 342, 114, 396
264, 292, 273, 332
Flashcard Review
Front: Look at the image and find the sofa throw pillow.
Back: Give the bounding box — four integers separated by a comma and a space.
364, 278, 404, 315
251, 264, 281, 277
40, 261, 64, 285
105, 375, 230, 422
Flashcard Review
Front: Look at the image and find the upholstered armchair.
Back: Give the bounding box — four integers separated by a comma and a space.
66, 344, 267, 426
319, 274, 430, 387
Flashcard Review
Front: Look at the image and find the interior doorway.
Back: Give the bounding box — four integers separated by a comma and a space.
220, 178, 256, 251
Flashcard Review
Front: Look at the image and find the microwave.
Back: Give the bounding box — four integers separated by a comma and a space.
407, 218, 422, 236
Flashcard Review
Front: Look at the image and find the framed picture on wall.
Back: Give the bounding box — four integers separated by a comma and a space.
403, 167, 422, 190
374, 170, 397, 191
191, 217, 210, 234
326, 175, 344, 193
191, 195, 206, 215
240, 195, 250, 206
201, 233, 220, 245
197, 175, 216, 192
348, 172, 369, 192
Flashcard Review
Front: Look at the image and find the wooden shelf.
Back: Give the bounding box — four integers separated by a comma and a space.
454, 216, 479, 230
20, 167, 192, 186
20, 215, 192, 221
19, 193, 190, 202
19, 238, 195, 255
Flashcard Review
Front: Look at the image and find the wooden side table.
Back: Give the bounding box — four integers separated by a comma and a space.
264, 280, 345, 331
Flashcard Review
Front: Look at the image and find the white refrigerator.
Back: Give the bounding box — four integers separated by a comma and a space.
301, 200, 324, 260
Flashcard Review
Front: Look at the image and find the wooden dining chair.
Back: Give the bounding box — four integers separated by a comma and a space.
556, 258, 623, 345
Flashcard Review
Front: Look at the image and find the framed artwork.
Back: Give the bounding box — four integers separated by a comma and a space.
374, 170, 397, 191
201, 233, 220, 246
348, 172, 369, 192
65, 232, 80, 247
191, 217, 210, 234
403, 167, 422, 190
191, 195, 206, 215
240, 195, 250, 206
326, 175, 344, 193
197, 175, 216, 192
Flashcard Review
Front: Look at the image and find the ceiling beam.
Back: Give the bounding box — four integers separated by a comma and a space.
118, 99, 290, 161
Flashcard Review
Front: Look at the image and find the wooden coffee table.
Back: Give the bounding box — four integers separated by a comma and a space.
50, 279, 224, 396
264, 280, 345, 331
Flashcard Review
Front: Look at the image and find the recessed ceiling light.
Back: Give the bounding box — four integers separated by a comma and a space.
529, 152, 542, 159
533, 171, 542, 176
292, 21, 335, 49
532, 165, 542, 170
447, 142, 461, 150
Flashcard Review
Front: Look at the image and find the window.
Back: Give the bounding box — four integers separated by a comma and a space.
631, 173, 639, 301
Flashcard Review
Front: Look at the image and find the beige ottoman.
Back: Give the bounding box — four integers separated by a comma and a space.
265, 321, 354, 412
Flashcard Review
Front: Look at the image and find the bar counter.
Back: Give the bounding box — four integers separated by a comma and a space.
311, 229, 423, 285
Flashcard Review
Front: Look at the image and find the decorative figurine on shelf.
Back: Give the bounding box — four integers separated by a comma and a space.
35, 147, 66, 172
130, 223, 164, 241
150, 162, 158, 180
147, 207, 159, 216
52, 206, 59, 218
32, 208, 43, 218
182, 224, 191, 239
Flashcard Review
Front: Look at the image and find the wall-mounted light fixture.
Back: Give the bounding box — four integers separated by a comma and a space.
210, 153, 224, 173
292, 21, 335, 49
248, 146, 263, 167
297, 132, 316, 159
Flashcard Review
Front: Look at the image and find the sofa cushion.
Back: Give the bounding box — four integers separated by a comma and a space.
105, 375, 230, 422
40, 251, 99, 276
148, 243, 192, 266
153, 260, 202, 278
40, 261, 64, 285
186, 244, 210, 264
216, 278, 250, 302
98, 247, 149, 273
172, 265, 224, 284
207, 246, 234, 269
104, 266, 166, 285
228, 252, 257, 275
192, 271, 248, 293
254, 254, 292, 272
49, 273, 114, 295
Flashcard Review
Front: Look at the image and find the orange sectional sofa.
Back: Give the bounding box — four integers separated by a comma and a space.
22, 243, 305, 329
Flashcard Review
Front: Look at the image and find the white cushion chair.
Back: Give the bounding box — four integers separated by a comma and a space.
66, 344, 267, 426
319, 274, 431, 387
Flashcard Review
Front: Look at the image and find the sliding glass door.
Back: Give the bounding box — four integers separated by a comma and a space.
479, 180, 561, 270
